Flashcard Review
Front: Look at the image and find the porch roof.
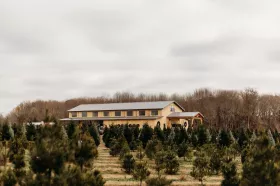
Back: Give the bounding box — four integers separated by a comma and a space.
60, 116, 162, 121
167, 112, 204, 119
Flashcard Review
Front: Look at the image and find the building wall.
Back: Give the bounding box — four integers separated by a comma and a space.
68, 102, 185, 128
157, 102, 184, 127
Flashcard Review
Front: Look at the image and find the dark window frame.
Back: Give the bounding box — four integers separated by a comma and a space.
139, 110, 146, 116
103, 111, 109, 117
115, 111, 121, 117
92, 111, 98, 117
127, 110, 133, 116
72, 112, 77, 117
151, 110, 159, 116
82, 112, 87, 117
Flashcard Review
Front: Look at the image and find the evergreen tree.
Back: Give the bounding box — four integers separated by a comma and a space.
154, 151, 166, 176
145, 137, 162, 159
60, 125, 68, 141
122, 153, 135, 174
74, 133, 98, 171
197, 125, 210, 146
109, 135, 128, 157
2, 123, 11, 140
167, 127, 175, 145
238, 128, 249, 149
267, 129, 276, 146
123, 124, 133, 144
209, 146, 223, 175
1, 169, 17, 186
177, 140, 192, 161
240, 134, 280, 186
218, 129, 231, 147
190, 149, 210, 185
139, 124, 153, 148
132, 161, 150, 186
221, 159, 240, 186
191, 133, 199, 147
164, 150, 180, 175
88, 124, 100, 146
154, 125, 165, 142
26, 123, 36, 141
67, 121, 77, 139
136, 144, 145, 161
146, 177, 172, 186
250, 131, 257, 142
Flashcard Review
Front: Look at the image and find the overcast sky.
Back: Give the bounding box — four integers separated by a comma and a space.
1, 0, 280, 114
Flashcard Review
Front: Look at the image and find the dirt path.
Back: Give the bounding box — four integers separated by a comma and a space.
94, 138, 222, 186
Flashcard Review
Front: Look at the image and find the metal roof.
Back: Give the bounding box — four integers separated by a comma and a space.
167, 112, 204, 118
68, 101, 185, 112
60, 116, 162, 121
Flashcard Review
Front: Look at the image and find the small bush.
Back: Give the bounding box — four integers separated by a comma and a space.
122, 153, 135, 174
146, 177, 172, 186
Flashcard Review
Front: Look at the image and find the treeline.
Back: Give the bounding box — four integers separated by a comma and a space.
103, 124, 280, 186
4, 88, 280, 130
0, 122, 104, 186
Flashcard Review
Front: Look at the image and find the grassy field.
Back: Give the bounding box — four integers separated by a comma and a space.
94, 140, 226, 186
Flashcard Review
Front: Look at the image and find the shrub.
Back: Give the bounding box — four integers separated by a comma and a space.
122, 153, 135, 174
190, 149, 211, 185
164, 151, 180, 174
146, 177, 172, 186
2, 169, 17, 186
139, 124, 153, 148
133, 162, 150, 186
221, 159, 239, 186
145, 138, 162, 159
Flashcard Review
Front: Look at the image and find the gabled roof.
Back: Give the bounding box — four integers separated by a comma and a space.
68, 101, 185, 112
167, 112, 204, 118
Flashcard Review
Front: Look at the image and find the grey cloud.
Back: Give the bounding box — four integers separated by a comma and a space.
171, 36, 241, 57
1, 0, 280, 114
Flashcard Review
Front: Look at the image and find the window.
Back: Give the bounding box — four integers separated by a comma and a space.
115, 111, 121, 117
151, 110, 159, 116
103, 111, 109, 117
82, 112, 87, 117
72, 112, 77, 117
127, 110, 133, 116
139, 110, 145, 116
170, 105, 175, 112
92, 111, 98, 117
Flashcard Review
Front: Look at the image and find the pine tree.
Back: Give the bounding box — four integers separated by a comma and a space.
60, 125, 68, 141
123, 124, 133, 144
240, 134, 280, 186
221, 159, 240, 186
145, 137, 162, 159
197, 125, 210, 146
26, 123, 36, 141
164, 150, 180, 174
74, 133, 98, 171
250, 131, 257, 142
132, 162, 150, 186
191, 133, 199, 147
190, 149, 210, 185
154, 125, 165, 142
1, 169, 17, 186
139, 124, 153, 148
177, 140, 192, 161
154, 151, 166, 176
122, 153, 135, 174
218, 129, 231, 147
267, 129, 276, 146
146, 177, 172, 186
88, 124, 100, 146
